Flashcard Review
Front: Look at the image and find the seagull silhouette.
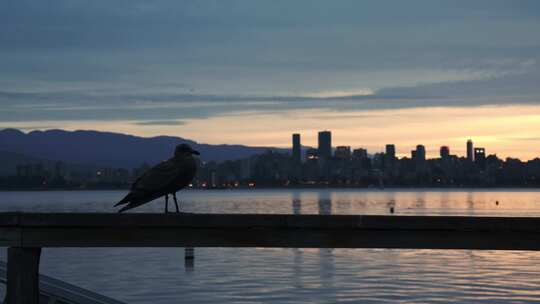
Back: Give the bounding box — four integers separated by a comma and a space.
115, 144, 199, 213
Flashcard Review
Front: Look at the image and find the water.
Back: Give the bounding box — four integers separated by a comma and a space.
1, 189, 540, 303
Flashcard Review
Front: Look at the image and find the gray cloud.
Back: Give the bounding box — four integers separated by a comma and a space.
1, 66, 539, 124
133, 120, 186, 126
1, 0, 539, 124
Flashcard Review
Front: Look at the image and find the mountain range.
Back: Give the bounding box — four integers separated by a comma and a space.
0, 129, 288, 173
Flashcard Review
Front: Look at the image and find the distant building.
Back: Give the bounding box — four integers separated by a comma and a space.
467, 139, 474, 162
240, 158, 253, 180
211, 171, 217, 188
292, 133, 301, 164
372, 152, 386, 169
386, 144, 396, 159
306, 148, 319, 160
352, 148, 370, 175
440, 146, 450, 159
352, 148, 368, 160
416, 145, 426, 162
335, 146, 351, 159
318, 131, 332, 159
474, 147, 486, 169
305, 148, 320, 182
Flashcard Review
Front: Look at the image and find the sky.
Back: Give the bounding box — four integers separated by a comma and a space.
1, 0, 540, 159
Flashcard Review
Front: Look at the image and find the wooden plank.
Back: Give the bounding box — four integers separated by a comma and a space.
5, 212, 540, 231
0, 213, 540, 250
0, 213, 21, 226
6, 247, 41, 304
12, 227, 540, 250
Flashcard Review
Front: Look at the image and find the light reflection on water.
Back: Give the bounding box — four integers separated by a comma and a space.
1, 189, 540, 303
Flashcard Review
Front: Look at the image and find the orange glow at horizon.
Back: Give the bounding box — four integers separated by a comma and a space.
3, 105, 540, 160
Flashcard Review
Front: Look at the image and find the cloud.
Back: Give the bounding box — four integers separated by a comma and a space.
1, 0, 540, 126
376, 61, 540, 100
133, 120, 186, 126
1, 63, 540, 124
300, 89, 375, 98
505, 137, 540, 141
2, 1, 540, 92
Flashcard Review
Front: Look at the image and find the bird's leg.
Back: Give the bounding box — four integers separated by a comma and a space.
173, 192, 180, 213
164, 194, 169, 214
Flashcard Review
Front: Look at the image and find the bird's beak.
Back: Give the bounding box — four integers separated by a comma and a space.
191, 149, 200, 155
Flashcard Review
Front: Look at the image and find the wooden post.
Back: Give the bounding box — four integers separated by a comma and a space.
6, 247, 41, 304
184, 247, 194, 269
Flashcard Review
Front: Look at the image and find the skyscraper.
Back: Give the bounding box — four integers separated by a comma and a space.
416, 145, 426, 161
292, 133, 301, 163
385, 144, 396, 160
440, 146, 450, 159
467, 139, 474, 162
318, 131, 332, 159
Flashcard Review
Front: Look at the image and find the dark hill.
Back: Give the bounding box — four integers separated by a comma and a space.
0, 129, 286, 169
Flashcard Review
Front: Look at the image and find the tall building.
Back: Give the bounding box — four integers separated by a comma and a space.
416, 145, 426, 161
318, 131, 332, 159
292, 133, 301, 163
385, 144, 396, 159
467, 139, 474, 162
474, 147, 486, 169
352, 148, 370, 171
440, 146, 450, 159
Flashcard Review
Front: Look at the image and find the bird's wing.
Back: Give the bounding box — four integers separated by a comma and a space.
114, 157, 194, 210
131, 159, 181, 192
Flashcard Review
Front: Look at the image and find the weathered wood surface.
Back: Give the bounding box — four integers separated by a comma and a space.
1, 212, 540, 250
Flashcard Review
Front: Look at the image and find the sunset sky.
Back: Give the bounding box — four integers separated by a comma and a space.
1, 1, 540, 159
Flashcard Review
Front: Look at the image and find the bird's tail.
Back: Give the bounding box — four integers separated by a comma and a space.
117, 203, 135, 213
114, 194, 132, 207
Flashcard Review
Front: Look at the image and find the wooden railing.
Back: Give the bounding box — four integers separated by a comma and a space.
2, 212, 540, 304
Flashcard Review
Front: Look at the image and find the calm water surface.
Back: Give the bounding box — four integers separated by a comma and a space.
1, 189, 540, 303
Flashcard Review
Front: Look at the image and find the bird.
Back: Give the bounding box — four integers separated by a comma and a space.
115, 144, 199, 213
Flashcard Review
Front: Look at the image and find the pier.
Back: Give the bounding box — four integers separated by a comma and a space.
2, 212, 540, 303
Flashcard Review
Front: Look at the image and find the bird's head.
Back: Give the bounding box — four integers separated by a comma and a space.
174, 144, 200, 158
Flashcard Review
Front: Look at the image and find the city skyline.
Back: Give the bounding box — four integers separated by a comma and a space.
292, 130, 494, 161
3, 126, 539, 161
3, 127, 540, 189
